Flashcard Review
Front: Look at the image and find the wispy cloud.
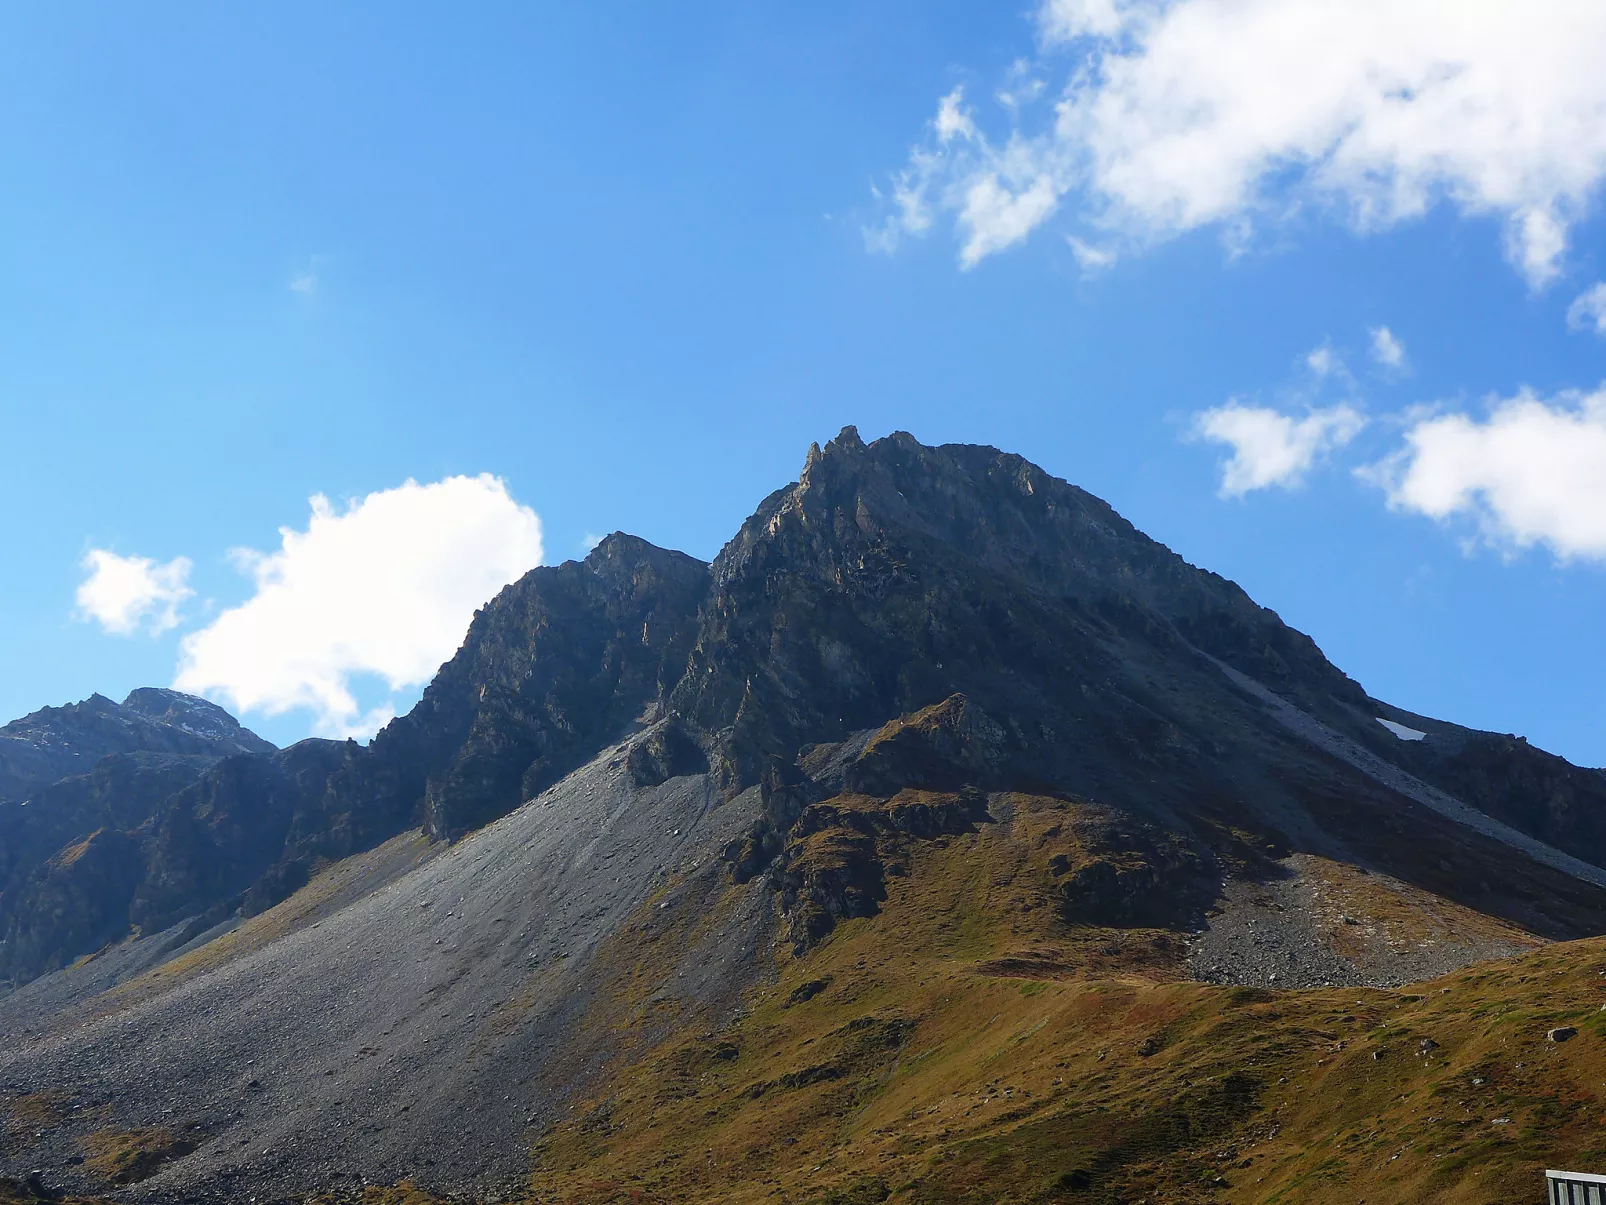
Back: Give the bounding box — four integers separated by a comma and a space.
288, 255, 327, 296
1066, 236, 1117, 272
1305, 344, 1344, 380
870, 1, 1606, 286
1369, 326, 1407, 369
1567, 284, 1606, 335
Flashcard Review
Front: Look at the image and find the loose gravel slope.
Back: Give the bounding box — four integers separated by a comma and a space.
0, 725, 768, 1203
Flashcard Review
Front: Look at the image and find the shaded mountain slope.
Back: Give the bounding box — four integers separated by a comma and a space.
0, 690, 272, 805
0, 722, 765, 1202
668, 429, 1606, 925
0, 740, 354, 987
5, 429, 1606, 1204
0, 538, 706, 990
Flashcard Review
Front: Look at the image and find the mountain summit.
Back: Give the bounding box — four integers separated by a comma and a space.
3, 429, 1606, 1204
0, 688, 273, 804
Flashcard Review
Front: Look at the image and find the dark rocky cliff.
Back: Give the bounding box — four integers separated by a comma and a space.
0, 539, 712, 985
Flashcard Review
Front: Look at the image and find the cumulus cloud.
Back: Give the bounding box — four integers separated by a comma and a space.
1193, 402, 1365, 497
1039, 0, 1131, 41
75, 550, 193, 636
1568, 284, 1606, 335
1367, 386, 1606, 560
872, 1, 1606, 285
175, 475, 543, 739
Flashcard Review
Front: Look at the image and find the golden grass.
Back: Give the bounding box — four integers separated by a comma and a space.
80, 1127, 197, 1186
51, 831, 101, 870
522, 793, 1606, 1205
1302, 854, 1540, 965
0, 1092, 70, 1156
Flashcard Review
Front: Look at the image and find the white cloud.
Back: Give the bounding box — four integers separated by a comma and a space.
935, 88, 978, 144
1370, 326, 1407, 369
1367, 386, 1606, 560
1567, 283, 1606, 335
174, 475, 543, 739
874, 2, 1606, 285
957, 172, 1061, 268
1193, 401, 1365, 497
75, 550, 193, 636
863, 154, 939, 254
580, 532, 605, 554
996, 60, 1046, 113
1067, 235, 1117, 271
1305, 344, 1342, 379
1039, 0, 1132, 41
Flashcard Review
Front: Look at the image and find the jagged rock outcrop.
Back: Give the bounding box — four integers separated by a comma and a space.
842, 693, 1011, 795
1040, 808, 1219, 929
626, 719, 708, 788
406, 532, 709, 839
300, 532, 709, 846
0, 537, 714, 988
775, 787, 993, 954
667, 428, 1382, 819
0, 827, 143, 981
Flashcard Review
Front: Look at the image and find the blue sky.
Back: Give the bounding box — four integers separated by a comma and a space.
4, 2, 1606, 764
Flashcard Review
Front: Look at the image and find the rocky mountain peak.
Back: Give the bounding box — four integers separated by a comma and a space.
119, 688, 276, 755
0, 688, 274, 804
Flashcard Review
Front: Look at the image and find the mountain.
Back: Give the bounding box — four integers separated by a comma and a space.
0, 693, 363, 987
3, 428, 1606, 1205
0, 689, 273, 804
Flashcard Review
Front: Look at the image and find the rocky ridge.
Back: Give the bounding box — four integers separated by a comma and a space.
0, 690, 272, 805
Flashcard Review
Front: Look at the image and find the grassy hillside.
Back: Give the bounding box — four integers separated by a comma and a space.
11, 790, 1603, 1205
524, 793, 1606, 1205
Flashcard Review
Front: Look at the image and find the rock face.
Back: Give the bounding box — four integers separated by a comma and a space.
0, 692, 299, 986
6, 427, 1606, 1203
0, 741, 355, 986
0, 538, 709, 988
669, 427, 1377, 803
0, 689, 273, 804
